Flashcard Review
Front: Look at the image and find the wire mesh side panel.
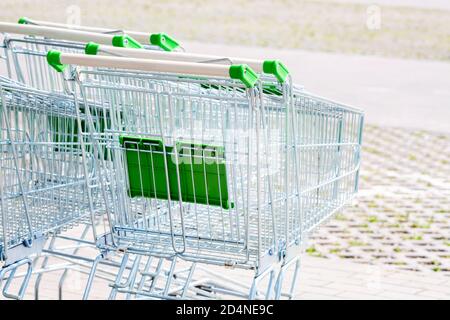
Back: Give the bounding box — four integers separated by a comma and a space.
0, 83, 94, 258
292, 92, 363, 235
75, 71, 293, 268
3, 37, 84, 92
72, 68, 362, 269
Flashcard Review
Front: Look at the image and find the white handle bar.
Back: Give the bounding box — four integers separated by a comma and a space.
87, 43, 266, 73
17, 18, 179, 50
18, 17, 149, 44
48, 51, 259, 87
0, 22, 116, 45
86, 44, 290, 82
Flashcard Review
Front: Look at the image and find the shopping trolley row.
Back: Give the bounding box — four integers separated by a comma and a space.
0, 18, 363, 300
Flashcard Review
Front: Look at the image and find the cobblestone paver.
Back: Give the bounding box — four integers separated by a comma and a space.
308, 124, 450, 275
3, 253, 449, 300
297, 256, 450, 299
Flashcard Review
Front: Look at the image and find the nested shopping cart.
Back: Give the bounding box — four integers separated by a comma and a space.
46, 50, 364, 299
0, 22, 143, 299
0, 76, 100, 298
0, 20, 238, 300
0, 21, 181, 93
0, 21, 186, 300
17, 17, 182, 52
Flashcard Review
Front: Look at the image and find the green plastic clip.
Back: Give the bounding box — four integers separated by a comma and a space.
263, 60, 289, 83
120, 136, 233, 209
85, 42, 100, 55
149, 33, 180, 52
112, 35, 143, 49
47, 50, 67, 73
263, 84, 283, 96
229, 64, 259, 88
18, 17, 29, 24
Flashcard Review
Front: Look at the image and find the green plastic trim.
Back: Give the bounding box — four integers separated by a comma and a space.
120, 136, 233, 209
85, 42, 100, 55
263, 83, 283, 96
229, 64, 259, 88
18, 17, 29, 24
149, 33, 180, 52
47, 50, 67, 73
111, 35, 143, 49
263, 60, 290, 83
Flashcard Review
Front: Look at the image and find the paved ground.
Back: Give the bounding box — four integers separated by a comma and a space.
310, 124, 450, 274
185, 42, 450, 133
298, 256, 450, 300
3, 249, 450, 300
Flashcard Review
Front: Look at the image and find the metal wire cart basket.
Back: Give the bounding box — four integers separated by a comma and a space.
0, 18, 363, 300
48, 49, 363, 299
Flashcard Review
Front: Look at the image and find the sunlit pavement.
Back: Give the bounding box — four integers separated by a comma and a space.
185, 41, 450, 133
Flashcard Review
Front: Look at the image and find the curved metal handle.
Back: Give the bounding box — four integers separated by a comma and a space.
19, 17, 129, 34
48, 51, 260, 88
86, 43, 290, 82
0, 22, 115, 45
18, 17, 180, 50
87, 42, 264, 71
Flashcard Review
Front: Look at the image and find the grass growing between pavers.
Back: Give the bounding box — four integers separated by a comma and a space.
308, 124, 450, 275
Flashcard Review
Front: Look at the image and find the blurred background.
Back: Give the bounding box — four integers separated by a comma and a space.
1, 0, 449, 298
1, 0, 450, 60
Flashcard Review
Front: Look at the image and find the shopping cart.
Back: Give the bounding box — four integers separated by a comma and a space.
1, 21, 292, 94
18, 17, 181, 52
60, 46, 361, 246
0, 21, 271, 300
0, 23, 144, 299
0, 22, 186, 298
0, 21, 148, 92
80, 41, 289, 81
0, 77, 100, 299
47, 51, 364, 299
